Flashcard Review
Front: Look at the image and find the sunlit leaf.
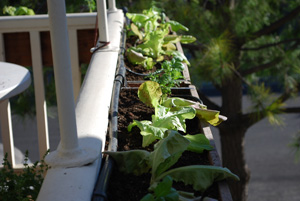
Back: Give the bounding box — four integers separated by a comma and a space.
166, 20, 189, 32
138, 81, 162, 108
150, 131, 190, 181
184, 134, 213, 153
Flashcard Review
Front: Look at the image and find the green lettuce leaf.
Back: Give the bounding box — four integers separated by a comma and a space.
163, 35, 181, 45
138, 81, 162, 108
166, 50, 190, 66
166, 20, 189, 32
150, 131, 190, 182
128, 120, 167, 147
138, 30, 165, 59
161, 97, 196, 108
153, 105, 196, 132
104, 150, 151, 176
126, 13, 149, 27
130, 23, 143, 40
184, 134, 213, 153
180, 35, 197, 44
154, 165, 239, 192
141, 176, 179, 201
195, 108, 226, 126
161, 97, 227, 126
127, 49, 148, 64
128, 105, 196, 147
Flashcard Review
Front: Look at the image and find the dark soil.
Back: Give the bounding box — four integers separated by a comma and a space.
106, 89, 220, 201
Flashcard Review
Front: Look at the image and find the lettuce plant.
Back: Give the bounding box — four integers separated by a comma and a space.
126, 7, 196, 70
128, 81, 227, 147
104, 131, 239, 200
140, 176, 180, 201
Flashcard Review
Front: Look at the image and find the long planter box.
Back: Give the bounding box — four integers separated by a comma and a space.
92, 20, 233, 201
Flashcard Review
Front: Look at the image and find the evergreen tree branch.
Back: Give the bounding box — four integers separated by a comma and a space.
242, 90, 296, 128
241, 57, 282, 76
242, 5, 300, 44
241, 38, 300, 51
241, 39, 300, 76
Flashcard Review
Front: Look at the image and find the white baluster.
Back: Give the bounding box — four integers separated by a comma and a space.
45, 0, 98, 168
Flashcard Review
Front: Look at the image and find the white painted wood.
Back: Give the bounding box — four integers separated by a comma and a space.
47, 0, 79, 152
0, 13, 96, 33
0, 10, 96, 167
68, 29, 81, 101
0, 33, 5, 61
37, 10, 124, 201
108, 0, 117, 11
0, 62, 31, 101
0, 62, 31, 168
29, 31, 50, 160
45, 0, 98, 168
0, 99, 15, 167
97, 0, 109, 42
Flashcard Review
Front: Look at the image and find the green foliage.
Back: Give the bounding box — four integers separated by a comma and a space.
184, 134, 213, 154
84, 0, 96, 12
289, 131, 300, 163
126, 6, 196, 70
147, 57, 185, 95
130, 81, 226, 147
105, 131, 239, 196
248, 83, 285, 125
155, 164, 239, 192
191, 31, 235, 86
0, 151, 49, 201
138, 81, 162, 108
3, 6, 34, 15
128, 105, 196, 147
141, 176, 179, 201
161, 96, 226, 126
104, 150, 151, 175
1, 0, 96, 15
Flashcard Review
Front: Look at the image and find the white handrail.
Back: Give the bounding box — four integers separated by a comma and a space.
37, 8, 124, 201
108, 0, 117, 11
0, 13, 97, 32
97, 0, 109, 43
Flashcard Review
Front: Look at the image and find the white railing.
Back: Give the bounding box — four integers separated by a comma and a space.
1, 0, 124, 200
37, 1, 124, 200
0, 12, 97, 168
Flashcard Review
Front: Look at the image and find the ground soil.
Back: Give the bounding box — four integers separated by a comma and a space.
106, 89, 220, 201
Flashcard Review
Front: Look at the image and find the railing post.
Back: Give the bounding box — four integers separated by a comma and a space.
108, 0, 117, 12
97, 0, 109, 43
29, 31, 50, 160
45, 0, 98, 168
68, 29, 81, 101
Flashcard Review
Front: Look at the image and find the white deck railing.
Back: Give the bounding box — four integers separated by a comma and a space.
1, 0, 124, 199
0, 12, 97, 168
